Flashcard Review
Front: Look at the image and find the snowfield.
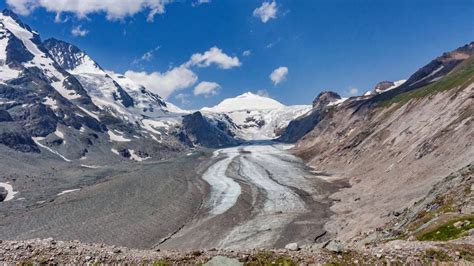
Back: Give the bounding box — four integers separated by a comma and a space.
202, 92, 311, 140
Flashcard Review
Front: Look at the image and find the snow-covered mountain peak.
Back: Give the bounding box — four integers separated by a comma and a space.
201, 91, 285, 113
43, 38, 102, 75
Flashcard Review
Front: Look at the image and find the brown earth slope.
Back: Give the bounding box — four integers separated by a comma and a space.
293, 43, 474, 246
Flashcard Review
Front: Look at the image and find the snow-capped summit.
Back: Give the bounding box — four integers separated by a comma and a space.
201, 92, 285, 113
200, 92, 310, 140
44, 38, 186, 120
44, 38, 136, 113
44, 38, 102, 75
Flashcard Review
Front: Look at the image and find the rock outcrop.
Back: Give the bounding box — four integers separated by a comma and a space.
181, 112, 240, 148
278, 91, 341, 143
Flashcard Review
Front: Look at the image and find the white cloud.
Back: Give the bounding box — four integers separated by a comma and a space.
194, 81, 220, 97
186, 46, 241, 69
192, 0, 211, 6
175, 93, 190, 104
122, 46, 237, 99
124, 66, 197, 99
6, 0, 173, 21
348, 87, 359, 95
242, 50, 251, 57
256, 89, 270, 97
71, 25, 89, 37
270, 66, 288, 85
253, 1, 277, 23
133, 46, 160, 64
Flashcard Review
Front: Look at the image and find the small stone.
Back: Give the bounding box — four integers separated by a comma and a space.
324, 240, 344, 253
453, 221, 464, 228
204, 256, 243, 266
285, 242, 299, 251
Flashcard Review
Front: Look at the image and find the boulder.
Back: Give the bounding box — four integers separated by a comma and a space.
324, 240, 344, 253
312, 91, 341, 109
373, 81, 395, 93
181, 112, 240, 148
204, 256, 242, 266
285, 242, 299, 251
0, 110, 13, 122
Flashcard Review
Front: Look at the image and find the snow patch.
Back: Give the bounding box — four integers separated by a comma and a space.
80, 164, 101, 169
107, 130, 131, 142
129, 149, 150, 161
42, 97, 59, 110
78, 106, 100, 121
57, 189, 80, 196
0, 182, 18, 202
327, 98, 348, 106
33, 137, 71, 162
54, 128, 64, 139
111, 148, 120, 155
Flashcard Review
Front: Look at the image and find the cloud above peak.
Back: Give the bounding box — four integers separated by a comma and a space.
270, 66, 288, 85
194, 81, 220, 97
253, 1, 277, 23
6, 0, 173, 21
186, 46, 241, 69
123, 46, 238, 99
71, 25, 88, 37
124, 66, 197, 99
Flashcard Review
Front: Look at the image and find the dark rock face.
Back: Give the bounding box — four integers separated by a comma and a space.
118, 148, 131, 158
0, 123, 40, 153
280, 91, 341, 143
16, 104, 58, 137
6, 34, 34, 65
0, 110, 13, 122
181, 112, 239, 148
373, 81, 394, 92
312, 91, 341, 109
278, 109, 322, 143
112, 80, 134, 108
0, 187, 7, 202
43, 38, 96, 71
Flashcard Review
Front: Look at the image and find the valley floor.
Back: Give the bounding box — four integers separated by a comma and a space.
0, 142, 343, 251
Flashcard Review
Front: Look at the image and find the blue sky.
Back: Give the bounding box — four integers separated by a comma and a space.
2, 0, 473, 109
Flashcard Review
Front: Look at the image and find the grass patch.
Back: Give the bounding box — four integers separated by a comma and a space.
245, 251, 297, 266
417, 215, 474, 241
424, 249, 451, 262
380, 56, 474, 108
153, 260, 170, 266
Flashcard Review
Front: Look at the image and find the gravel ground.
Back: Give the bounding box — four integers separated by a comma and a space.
0, 150, 210, 249
0, 237, 473, 265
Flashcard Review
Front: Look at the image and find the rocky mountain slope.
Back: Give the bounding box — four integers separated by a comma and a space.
281, 42, 474, 247
0, 9, 190, 166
